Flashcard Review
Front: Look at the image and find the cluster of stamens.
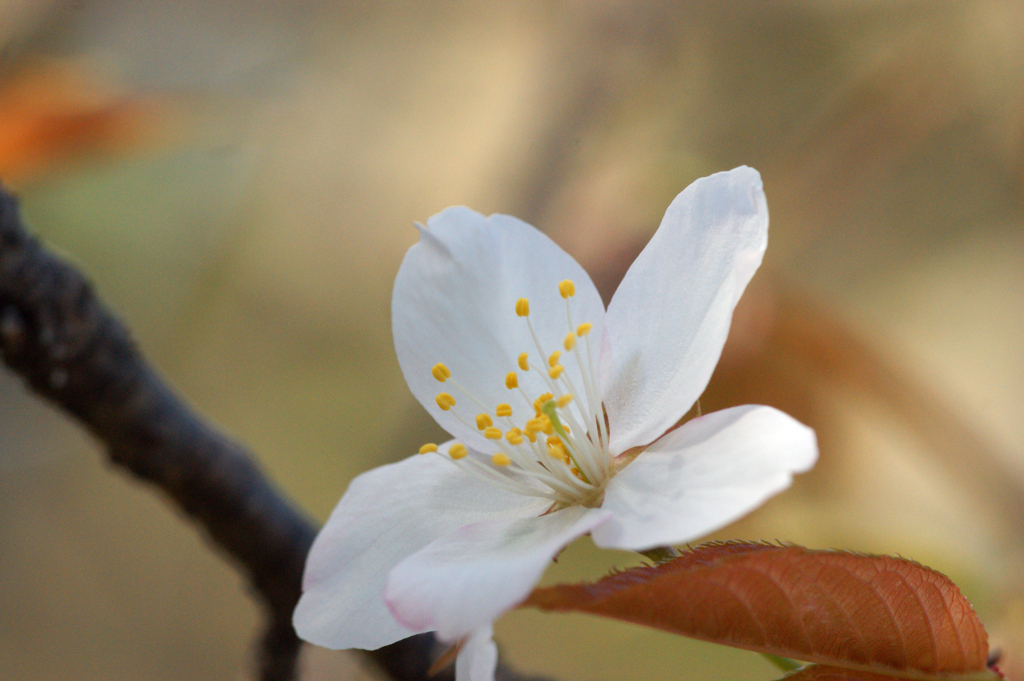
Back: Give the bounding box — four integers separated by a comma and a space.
418, 279, 610, 507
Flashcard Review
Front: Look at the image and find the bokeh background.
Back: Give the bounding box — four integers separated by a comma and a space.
1, 1, 1021, 679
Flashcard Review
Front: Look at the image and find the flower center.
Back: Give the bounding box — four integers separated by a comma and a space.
419, 279, 611, 507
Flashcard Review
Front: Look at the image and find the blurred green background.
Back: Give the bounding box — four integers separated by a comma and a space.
1, 1, 1021, 679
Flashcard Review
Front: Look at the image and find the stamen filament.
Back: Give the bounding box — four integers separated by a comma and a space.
490, 439, 590, 496
509, 412, 594, 493
450, 453, 560, 500
444, 376, 491, 413
448, 408, 492, 439
581, 331, 609, 449
524, 316, 565, 398
563, 298, 606, 449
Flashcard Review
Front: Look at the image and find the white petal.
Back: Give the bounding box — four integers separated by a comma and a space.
456, 626, 498, 681
384, 505, 611, 641
591, 405, 817, 551
393, 207, 606, 453
293, 445, 550, 650
602, 167, 769, 452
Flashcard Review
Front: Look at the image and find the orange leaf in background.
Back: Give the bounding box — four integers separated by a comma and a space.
0, 60, 160, 184
523, 542, 992, 679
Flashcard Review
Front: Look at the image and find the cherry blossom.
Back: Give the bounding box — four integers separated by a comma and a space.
294, 166, 817, 680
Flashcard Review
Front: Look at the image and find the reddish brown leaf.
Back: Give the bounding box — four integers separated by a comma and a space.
781, 665, 957, 681
780, 664, 1001, 681
778, 665, 910, 681
523, 542, 990, 677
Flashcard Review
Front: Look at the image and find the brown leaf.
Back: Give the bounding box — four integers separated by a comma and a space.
781, 664, 960, 681
523, 542, 990, 677
780, 664, 1002, 681
781, 665, 909, 680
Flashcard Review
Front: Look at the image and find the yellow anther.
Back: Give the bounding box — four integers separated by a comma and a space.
518, 352, 529, 371
563, 333, 576, 351
549, 364, 565, 379
548, 350, 561, 367
492, 453, 511, 467
548, 444, 570, 464
515, 298, 530, 317
449, 443, 468, 460
484, 427, 503, 440
571, 466, 584, 480
418, 443, 438, 455
533, 393, 554, 413
476, 413, 493, 430
576, 323, 592, 336
496, 403, 513, 417
524, 417, 544, 435
546, 435, 562, 446
541, 417, 554, 435
505, 372, 518, 389
431, 363, 451, 382
557, 394, 573, 408
436, 393, 456, 411
525, 431, 537, 443
559, 280, 575, 299
505, 428, 523, 445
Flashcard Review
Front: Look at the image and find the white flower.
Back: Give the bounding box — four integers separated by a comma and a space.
293, 166, 817, 680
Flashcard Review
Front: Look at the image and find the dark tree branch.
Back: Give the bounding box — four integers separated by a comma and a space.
0, 185, 316, 678
0, 185, 547, 681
